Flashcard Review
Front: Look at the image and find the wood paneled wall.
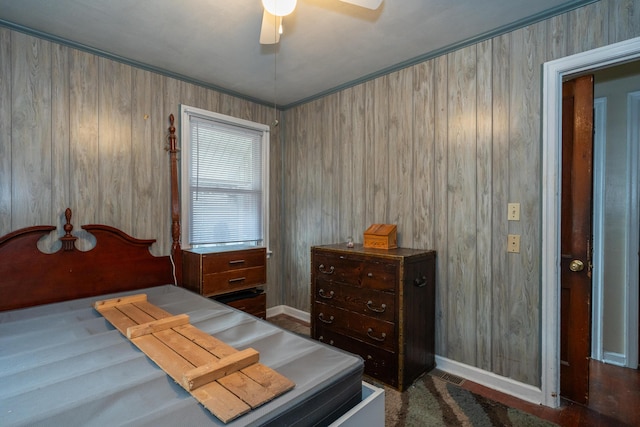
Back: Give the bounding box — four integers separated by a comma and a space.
0, 29, 283, 304
282, 0, 640, 386
1, 0, 638, 389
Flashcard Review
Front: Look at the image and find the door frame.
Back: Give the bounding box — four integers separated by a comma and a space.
627, 90, 640, 369
591, 97, 606, 363
541, 36, 640, 408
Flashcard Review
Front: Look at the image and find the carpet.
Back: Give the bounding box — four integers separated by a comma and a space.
378, 373, 558, 427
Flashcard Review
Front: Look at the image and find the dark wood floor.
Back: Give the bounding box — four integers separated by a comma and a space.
267, 314, 639, 426
463, 359, 640, 426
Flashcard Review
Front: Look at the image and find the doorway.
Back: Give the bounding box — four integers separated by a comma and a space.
541, 36, 640, 409
591, 63, 640, 370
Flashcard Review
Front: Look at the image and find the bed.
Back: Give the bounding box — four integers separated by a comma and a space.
0, 115, 371, 426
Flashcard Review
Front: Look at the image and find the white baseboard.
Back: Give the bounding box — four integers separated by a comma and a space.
266, 305, 310, 324
435, 355, 543, 405
266, 305, 544, 406
603, 351, 626, 367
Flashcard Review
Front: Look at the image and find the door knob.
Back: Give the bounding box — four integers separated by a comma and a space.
569, 259, 584, 272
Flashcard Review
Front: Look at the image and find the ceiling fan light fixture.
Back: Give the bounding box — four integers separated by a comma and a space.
262, 0, 297, 17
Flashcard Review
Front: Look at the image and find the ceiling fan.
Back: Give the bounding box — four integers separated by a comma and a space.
259, 0, 383, 45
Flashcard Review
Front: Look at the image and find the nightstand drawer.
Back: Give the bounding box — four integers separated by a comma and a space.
202, 248, 265, 272
218, 290, 266, 319
202, 265, 266, 296
182, 247, 267, 315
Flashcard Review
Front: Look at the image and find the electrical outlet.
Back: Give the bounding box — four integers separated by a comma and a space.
507, 234, 520, 253
508, 203, 520, 221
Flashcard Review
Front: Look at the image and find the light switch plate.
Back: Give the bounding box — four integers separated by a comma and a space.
508, 203, 520, 221
507, 234, 520, 253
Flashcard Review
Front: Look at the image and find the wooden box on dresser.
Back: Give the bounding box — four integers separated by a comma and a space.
182, 246, 267, 318
311, 243, 436, 391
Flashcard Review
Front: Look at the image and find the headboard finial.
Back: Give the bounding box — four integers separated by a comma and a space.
60, 208, 77, 251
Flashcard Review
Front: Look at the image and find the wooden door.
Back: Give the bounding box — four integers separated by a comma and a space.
560, 74, 594, 404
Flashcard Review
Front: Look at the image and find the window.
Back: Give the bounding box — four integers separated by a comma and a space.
180, 105, 269, 251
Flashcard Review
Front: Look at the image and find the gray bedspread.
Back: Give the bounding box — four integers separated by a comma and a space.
0, 285, 363, 426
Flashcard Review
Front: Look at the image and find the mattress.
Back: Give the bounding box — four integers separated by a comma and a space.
0, 285, 364, 426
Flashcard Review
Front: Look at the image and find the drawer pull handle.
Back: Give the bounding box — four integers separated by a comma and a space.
414, 276, 428, 287
318, 264, 335, 275
228, 277, 246, 283
319, 289, 335, 299
318, 313, 334, 324
366, 300, 386, 313
229, 259, 245, 265
367, 272, 373, 278
367, 328, 386, 342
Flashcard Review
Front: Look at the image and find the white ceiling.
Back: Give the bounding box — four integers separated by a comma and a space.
0, 0, 593, 108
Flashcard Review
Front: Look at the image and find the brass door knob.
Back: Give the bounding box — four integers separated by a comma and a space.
569, 259, 585, 272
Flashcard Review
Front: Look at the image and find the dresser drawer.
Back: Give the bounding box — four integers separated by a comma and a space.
314, 278, 396, 323
313, 302, 396, 352
313, 252, 397, 292
201, 248, 265, 272
221, 291, 266, 319
202, 266, 266, 296
316, 327, 398, 387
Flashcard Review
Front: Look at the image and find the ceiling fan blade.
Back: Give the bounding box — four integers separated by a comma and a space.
339, 0, 383, 10
260, 10, 282, 45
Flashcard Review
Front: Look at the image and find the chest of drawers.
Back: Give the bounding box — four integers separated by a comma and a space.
311, 244, 436, 391
182, 246, 267, 317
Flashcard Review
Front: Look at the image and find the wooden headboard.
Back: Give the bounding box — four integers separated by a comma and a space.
0, 115, 181, 312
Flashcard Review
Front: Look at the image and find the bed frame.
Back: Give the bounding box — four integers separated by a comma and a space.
0, 114, 182, 312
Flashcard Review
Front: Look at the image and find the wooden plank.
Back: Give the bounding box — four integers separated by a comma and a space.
11, 32, 51, 230
69, 48, 99, 248
183, 348, 260, 391
94, 294, 147, 310
126, 314, 189, 338
507, 22, 546, 384
476, 39, 493, 371
49, 43, 71, 251
446, 44, 477, 366
117, 303, 156, 325
134, 300, 173, 320
242, 363, 295, 395
491, 32, 511, 379
321, 93, 338, 244
98, 57, 132, 229
0, 27, 11, 233
412, 60, 435, 251
132, 334, 195, 383
373, 75, 389, 222
217, 371, 275, 409
388, 67, 413, 247
131, 67, 154, 245
192, 381, 251, 423
173, 324, 239, 358
98, 306, 138, 335
154, 328, 218, 367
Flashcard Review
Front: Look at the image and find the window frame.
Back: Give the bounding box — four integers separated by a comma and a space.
179, 104, 270, 252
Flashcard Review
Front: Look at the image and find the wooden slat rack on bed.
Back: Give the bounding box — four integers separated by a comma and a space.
94, 293, 295, 424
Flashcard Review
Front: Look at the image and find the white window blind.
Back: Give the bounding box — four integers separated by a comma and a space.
181, 105, 269, 249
